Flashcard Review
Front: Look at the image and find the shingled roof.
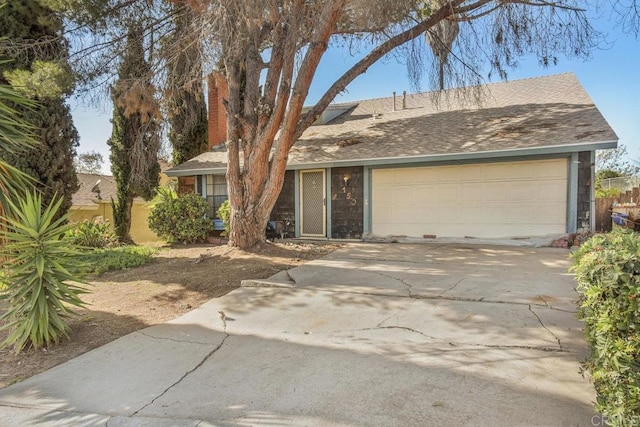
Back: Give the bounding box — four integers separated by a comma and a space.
72, 173, 117, 207
167, 73, 618, 175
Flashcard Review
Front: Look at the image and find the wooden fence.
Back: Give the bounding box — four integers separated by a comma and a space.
595, 186, 640, 232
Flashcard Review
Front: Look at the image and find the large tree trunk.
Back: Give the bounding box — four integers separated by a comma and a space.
227, 206, 271, 248
226, 157, 286, 248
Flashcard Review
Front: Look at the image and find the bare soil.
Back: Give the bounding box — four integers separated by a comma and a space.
0, 241, 340, 389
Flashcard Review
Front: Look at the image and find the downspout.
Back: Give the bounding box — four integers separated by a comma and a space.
590, 151, 596, 232
567, 153, 579, 234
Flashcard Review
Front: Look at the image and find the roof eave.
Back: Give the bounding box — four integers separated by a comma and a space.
165, 139, 618, 176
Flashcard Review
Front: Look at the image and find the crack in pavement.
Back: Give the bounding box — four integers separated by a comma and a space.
537, 295, 550, 308
528, 305, 563, 351
441, 277, 466, 294
130, 334, 230, 417
139, 331, 212, 346
285, 270, 297, 284
300, 270, 575, 314
372, 271, 414, 297
376, 313, 398, 328
358, 325, 569, 353
337, 256, 444, 267
301, 284, 575, 313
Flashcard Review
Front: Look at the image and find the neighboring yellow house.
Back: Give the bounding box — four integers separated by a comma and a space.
69, 165, 173, 243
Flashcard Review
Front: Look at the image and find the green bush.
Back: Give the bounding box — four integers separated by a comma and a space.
0, 192, 88, 353
595, 187, 622, 199
148, 192, 213, 244
217, 199, 231, 237
66, 219, 117, 248
74, 246, 157, 275
571, 229, 640, 426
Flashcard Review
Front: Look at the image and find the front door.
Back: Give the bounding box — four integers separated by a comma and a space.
300, 170, 326, 236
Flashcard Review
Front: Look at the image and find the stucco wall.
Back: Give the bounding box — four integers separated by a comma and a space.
68, 202, 162, 244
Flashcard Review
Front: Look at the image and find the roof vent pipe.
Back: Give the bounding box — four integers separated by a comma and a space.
392, 91, 396, 112
402, 91, 406, 109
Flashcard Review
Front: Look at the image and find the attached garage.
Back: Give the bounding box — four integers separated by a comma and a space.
372, 159, 568, 239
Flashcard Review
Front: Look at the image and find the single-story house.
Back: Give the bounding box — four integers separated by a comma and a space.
166, 73, 618, 240
69, 162, 174, 243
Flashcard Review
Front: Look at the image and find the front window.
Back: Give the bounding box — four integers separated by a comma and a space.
206, 174, 228, 218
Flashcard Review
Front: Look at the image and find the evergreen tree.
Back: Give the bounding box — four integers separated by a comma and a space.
0, 0, 78, 216
165, 4, 208, 165
107, 23, 160, 243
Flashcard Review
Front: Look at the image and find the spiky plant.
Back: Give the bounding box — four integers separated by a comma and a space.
0, 192, 88, 353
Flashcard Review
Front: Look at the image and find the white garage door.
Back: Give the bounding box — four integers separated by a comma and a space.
372, 159, 567, 238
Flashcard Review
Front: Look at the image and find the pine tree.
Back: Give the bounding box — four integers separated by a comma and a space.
107, 23, 160, 243
165, 5, 208, 165
0, 0, 78, 216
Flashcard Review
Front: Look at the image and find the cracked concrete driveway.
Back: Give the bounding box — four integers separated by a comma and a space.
0, 243, 595, 426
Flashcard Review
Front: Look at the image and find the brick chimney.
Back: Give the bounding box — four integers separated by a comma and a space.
207, 72, 228, 150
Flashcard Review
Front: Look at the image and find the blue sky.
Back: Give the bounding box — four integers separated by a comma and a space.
70, 13, 640, 174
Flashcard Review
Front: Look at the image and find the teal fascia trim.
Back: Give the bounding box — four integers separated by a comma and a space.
166, 167, 227, 177
294, 171, 300, 238
164, 140, 618, 177
363, 166, 372, 234
567, 153, 579, 233
325, 168, 332, 238
279, 140, 618, 171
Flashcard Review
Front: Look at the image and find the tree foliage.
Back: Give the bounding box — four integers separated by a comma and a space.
596, 144, 638, 176
0, 81, 35, 223
107, 23, 161, 242
74, 150, 104, 174
0, 0, 79, 218
164, 3, 208, 166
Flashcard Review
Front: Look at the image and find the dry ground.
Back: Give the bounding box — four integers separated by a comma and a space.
0, 241, 340, 389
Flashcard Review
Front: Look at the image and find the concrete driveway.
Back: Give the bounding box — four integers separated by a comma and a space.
0, 243, 595, 426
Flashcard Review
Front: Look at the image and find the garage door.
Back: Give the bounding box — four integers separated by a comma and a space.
372, 159, 567, 238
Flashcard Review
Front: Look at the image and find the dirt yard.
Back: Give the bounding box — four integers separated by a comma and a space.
0, 241, 340, 389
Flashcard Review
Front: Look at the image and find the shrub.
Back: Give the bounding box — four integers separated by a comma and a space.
595, 187, 622, 199
148, 191, 213, 244
148, 185, 177, 208
217, 199, 231, 237
66, 219, 117, 248
74, 246, 157, 275
571, 229, 640, 426
0, 193, 88, 353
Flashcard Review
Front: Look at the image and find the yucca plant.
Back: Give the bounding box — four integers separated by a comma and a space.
0, 192, 88, 353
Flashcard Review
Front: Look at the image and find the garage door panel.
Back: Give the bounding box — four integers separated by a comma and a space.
372, 159, 567, 238
393, 186, 415, 203
538, 181, 566, 200
485, 182, 510, 202
459, 183, 485, 201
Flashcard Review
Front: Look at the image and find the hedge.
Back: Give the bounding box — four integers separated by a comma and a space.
571, 229, 640, 426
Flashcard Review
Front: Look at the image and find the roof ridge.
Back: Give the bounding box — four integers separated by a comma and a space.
326, 73, 578, 107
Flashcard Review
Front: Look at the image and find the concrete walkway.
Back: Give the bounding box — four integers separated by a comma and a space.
0, 243, 596, 426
